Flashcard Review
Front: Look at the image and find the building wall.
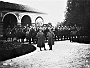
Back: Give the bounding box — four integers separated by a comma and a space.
0, 11, 45, 36
0, 12, 43, 24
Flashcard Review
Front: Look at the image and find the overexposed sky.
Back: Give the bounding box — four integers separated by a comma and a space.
1, 0, 67, 26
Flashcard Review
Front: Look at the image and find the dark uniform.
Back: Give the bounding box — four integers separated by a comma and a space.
36, 29, 46, 51
47, 30, 55, 50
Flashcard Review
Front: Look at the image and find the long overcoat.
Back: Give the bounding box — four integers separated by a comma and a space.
36, 31, 45, 47
47, 31, 55, 45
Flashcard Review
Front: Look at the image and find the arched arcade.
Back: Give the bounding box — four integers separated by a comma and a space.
2, 13, 18, 29
21, 15, 32, 26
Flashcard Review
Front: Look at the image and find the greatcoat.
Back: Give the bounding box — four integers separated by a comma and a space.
36, 31, 45, 47
47, 31, 55, 45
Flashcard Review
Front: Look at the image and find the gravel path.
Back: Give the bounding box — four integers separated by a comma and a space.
0, 40, 90, 68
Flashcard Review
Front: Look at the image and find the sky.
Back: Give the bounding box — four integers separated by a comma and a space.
1, 0, 67, 26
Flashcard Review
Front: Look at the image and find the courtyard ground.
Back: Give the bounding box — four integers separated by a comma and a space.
0, 40, 90, 68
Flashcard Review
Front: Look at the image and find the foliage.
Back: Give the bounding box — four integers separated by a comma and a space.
64, 0, 90, 27
63, 0, 90, 36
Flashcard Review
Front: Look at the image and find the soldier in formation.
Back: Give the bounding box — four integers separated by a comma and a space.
36, 28, 46, 51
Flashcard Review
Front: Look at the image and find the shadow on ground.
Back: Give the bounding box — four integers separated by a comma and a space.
0, 41, 36, 61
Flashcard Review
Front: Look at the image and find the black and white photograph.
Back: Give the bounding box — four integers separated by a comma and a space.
0, 0, 90, 68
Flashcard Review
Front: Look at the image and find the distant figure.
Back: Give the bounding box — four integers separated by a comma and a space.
36, 28, 46, 51
31, 27, 37, 44
47, 29, 55, 50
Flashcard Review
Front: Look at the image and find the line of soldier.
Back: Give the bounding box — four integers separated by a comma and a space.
3, 24, 55, 50
3, 24, 74, 43
3, 24, 84, 45
3, 24, 54, 41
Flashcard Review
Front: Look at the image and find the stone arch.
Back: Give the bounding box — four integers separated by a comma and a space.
21, 15, 32, 26
3, 13, 17, 29
35, 16, 44, 27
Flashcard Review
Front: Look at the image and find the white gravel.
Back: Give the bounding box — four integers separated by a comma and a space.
1, 40, 90, 68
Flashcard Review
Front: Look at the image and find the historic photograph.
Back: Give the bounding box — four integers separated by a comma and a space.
0, 0, 90, 68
